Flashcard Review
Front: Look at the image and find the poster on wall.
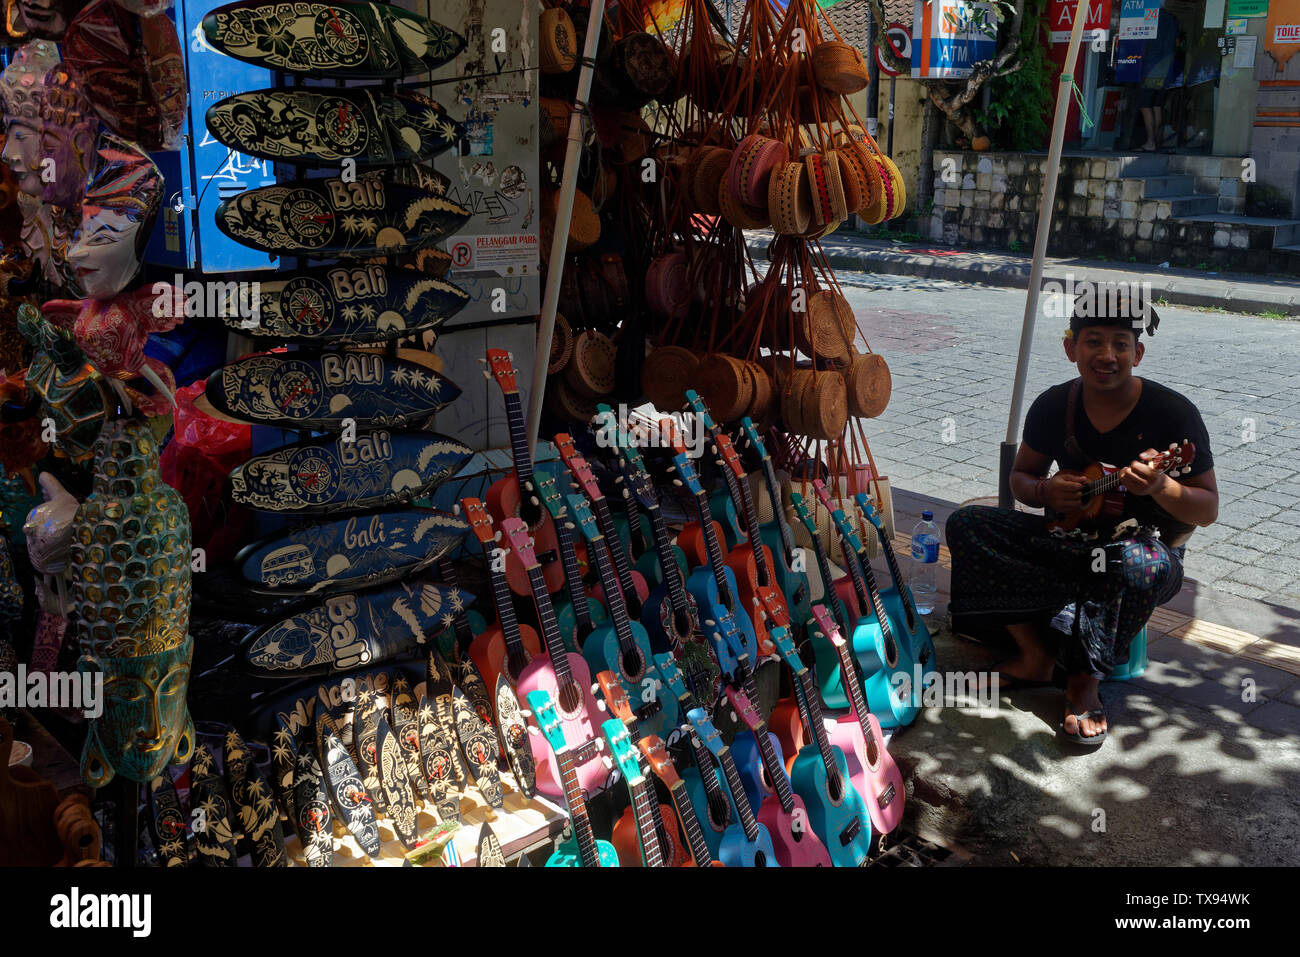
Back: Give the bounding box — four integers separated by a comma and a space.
1049, 0, 1113, 42
1226, 0, 1269, 16
911, 0, 1000, 78
1264, 0, 1300, 68
1119, 0, 1162, 38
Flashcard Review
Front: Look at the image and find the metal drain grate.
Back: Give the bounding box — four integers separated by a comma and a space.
869, 829, 966, 867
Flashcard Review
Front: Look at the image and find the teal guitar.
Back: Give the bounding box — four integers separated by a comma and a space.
790, 492, 860, 710
534, 464, 608, 654
525, 690, 620, 868
569, 496, 679, 740
772, 629, 875, 867
685, 708, 779, 867
855, 493, 939, 693
739, 417, 813, 635
601, 717, 668, 867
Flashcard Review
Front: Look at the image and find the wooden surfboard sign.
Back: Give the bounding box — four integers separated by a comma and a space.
146, 772, 189, 867
204, 350, 461, 431
202, 0, 467, 79
452, 686, 503, 809
241, 578, 472, 678
223, 727, 288, 867
206, 87, 464, 168
190, 745, 239, 868
318, 721, 382, 858
376, 715, 420, 848
294, 740, 334, 867
353, 687, 388, 815
417, 690, 462, 824
234, 507, 469, 596
230, 428, 471, 515
214, 174, 470, 258
225, 263, 469, 345
495, 674, 536, 800
389, 675, 429, 799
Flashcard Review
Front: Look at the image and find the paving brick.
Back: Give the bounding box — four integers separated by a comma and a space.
1243, 701, 1300, 737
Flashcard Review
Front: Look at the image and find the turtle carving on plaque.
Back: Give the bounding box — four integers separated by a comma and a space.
205, 87, 463, 168
230, 429, 471, 514
201, 0, 466, 78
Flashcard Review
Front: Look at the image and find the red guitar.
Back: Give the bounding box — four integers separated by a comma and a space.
1047, 441, 1196, 532
638, 736, 724, 867
462, 498, 543, 700
484, 349, 564, 595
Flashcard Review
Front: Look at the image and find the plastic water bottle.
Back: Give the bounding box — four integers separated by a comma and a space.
909, 510, 940, 615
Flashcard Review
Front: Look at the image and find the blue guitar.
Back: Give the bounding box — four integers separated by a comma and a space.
672, 452, 760, 675
855, 494, 940, 695
685, 707, 779, 867
569, 496, 679, 741
525, 690, 620, 868
772, 628, 875, 868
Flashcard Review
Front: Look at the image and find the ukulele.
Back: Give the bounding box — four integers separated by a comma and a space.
739, 417, 813, 636
685, 707, 780, 867
665, 417, 743, 565
524, 690, 620, 867
504, 519, 609, 800
554, 433, 648, 617
855, 493, 939, 692
773, 628, 875, 868
568, 496, 678, 741
533, 465, 609, 654
815, 604, 906, 836
596, 671, 690, 867
725, 685, 833, 867
639, 734, 724, 866
1046, 441, 1196, 532
461, 498, 542, 699
484, 348, 563, 596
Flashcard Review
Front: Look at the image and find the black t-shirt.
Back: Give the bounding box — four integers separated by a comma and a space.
1023, 377, 1214, 546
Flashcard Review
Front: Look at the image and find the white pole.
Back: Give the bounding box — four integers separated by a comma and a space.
998, 0, 1090, 508
527, 0, 608, 454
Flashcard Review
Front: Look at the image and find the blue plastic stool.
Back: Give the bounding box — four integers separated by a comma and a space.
1109, 626, 1148, 681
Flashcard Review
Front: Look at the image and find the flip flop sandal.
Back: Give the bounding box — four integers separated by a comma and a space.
1060, 702, 1108, 747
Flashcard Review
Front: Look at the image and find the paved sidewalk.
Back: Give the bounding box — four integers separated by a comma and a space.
879, 488, 1300, 866
751, 231, 1300, 316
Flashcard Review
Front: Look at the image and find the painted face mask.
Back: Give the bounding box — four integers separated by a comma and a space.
39, 60, 99, 211
79, 635, 195, 787
0, 40, 59, 197
67, 132, 163, 300
15, 0, 87, 38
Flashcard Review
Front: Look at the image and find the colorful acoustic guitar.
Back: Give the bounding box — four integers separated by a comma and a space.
568, 496, 677, 740
554, 434, 647, 617
534, 464, 608, 654
685, 708, 779, 867
504, 519, 609, 800
484, 349, 564, 596
677, 397, 747, 553
814, 604, 906, 836
726, 685, 832, 867
1045, 441, 1196, 533
597, 671, 690, 867
639, 735, 723, 867
773, 628, 875, 868
525, 690, 620, 868
462, 498, 542, 697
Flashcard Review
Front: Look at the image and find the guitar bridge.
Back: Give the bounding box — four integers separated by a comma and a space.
634, 698, 663, 722
571, 739, 602, 766
840, 817, 863, 846
878, 783, 896, 810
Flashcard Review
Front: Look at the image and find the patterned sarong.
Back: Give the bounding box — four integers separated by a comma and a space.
946, 506, 1184, 679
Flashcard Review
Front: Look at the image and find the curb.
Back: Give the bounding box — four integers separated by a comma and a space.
751, 238, 1300, 317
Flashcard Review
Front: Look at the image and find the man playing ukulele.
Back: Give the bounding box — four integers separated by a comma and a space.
947, 289, 1218, 747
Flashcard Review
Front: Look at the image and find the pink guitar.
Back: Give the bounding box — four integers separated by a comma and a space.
504, 518, 609, 800
726, 685, 832, 867
815, 604, 906, 835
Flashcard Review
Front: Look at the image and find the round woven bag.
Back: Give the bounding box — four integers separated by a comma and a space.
549, 313, 575, 375
691, 146, 733, 215
800, 371, 849, 440
836, 144, 870, 214
548, 378, 600, 422
614, 32, 675, 106
768, 161, 813, 236
718, 176, 771, 230
782, 369, 814, 434
855, 145, 889, 225
811, 41, 869, 94
615, 113, 652, 166
744, 361, 776, 421
645, 251, 691, 320
845, 350, 891, 418
565, 329, 618, 398
642, 346, 698, 410
540, 7, 578, 74
795, 289, 855, 362
696, 354, 753, 423
883, 155, 907, 219
542, 189, 602, 254
728, 135, 788, 208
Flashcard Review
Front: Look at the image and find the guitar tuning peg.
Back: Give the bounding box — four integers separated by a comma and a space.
601, 756, 614, 770
596, 698, 606, 711
481, 370, 493, 381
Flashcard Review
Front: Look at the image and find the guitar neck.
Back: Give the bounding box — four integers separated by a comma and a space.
833, 639, 877, 760
667, 780, 715, 866
587, 532, 639, 660
629, 777, 665, 866
590, 495, 639, 598
556, 748, 602, 867
553, 514, 594, 631
798, 512, 850, 633
486, 554, 529, 662
502, 391, 534, 485
716, 748, 761, 843
647, 504, 692, 622
741, 673, 796, 814
793, 664, 840, 786
690, 734, 732, 826
525, 564, 574, 688
735, 467, 774, 585
871, 518, 917, 631
760, 457, 797, 560
694, 489, 735, 608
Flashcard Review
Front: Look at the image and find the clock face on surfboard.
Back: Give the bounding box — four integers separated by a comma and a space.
205, 351, 460, 431
205, 88, 463, 167
214, 174, 470, 258
229, 429, 472, 514
202, 1, 467, 79
226, 264, 468, 345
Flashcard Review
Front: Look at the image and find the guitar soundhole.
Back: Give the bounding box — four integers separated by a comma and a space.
672, 608, 692, 638
827, 771, 843, 804
517, 497, 543, 529
506, 651, 528, 682
558, 679, 583, 715
883, 634, 898, 669
622, 647, 644, 683
753, 850, 768, 867
707, 796, 729, 831
865, 735, 879, 768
